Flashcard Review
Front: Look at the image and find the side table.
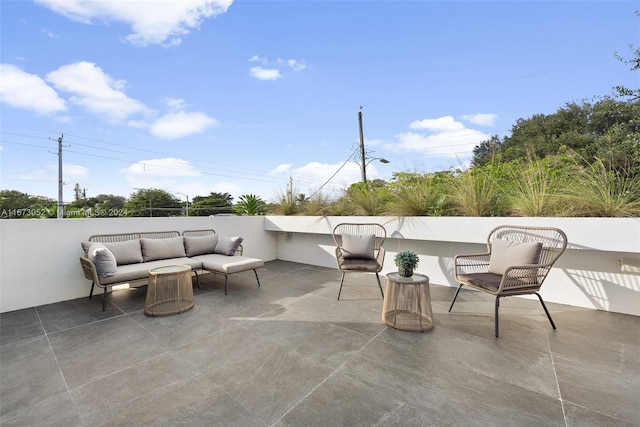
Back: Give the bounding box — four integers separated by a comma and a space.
382, 272, 433, 332
145, 265, 194, 316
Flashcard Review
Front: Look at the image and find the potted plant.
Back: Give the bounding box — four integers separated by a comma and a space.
394, 250, 419, 277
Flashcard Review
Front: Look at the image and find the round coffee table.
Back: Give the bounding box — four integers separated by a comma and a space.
145, 265, 194, 316
382, 272, 433, 332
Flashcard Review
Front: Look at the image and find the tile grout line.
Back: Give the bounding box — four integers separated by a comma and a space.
545, 327, 568, 427
34, 307, 75, 404
269, 323, 389, 427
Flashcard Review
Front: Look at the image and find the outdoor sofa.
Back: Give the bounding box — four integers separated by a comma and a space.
79, 230, 264, 310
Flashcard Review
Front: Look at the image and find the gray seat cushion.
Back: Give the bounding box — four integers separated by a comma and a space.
99, 257, 200, 285
339, 259, 380, 271
192, 254, 264, 274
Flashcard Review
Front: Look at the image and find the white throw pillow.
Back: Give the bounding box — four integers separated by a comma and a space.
488, 238, 542, 275
87, 242, 117, 278
341, 234, 375, 260
215, 236, 243, 256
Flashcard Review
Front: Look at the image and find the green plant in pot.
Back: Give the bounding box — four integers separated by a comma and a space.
394, 250, 419, 277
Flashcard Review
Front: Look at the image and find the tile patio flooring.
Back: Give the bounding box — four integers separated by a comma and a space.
1, 260, 638, 426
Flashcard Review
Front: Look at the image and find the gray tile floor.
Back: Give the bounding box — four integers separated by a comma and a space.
1, 260, 638, 426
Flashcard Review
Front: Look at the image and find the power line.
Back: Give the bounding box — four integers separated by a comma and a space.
307, 150, 356, 200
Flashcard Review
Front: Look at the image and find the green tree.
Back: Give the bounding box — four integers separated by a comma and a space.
190, 192, 234, 216
471, 135, 503, 167
234, 194, 267, 215
124, 188, 182, 217
0, 190, 55, 218
471, 97, 640, 179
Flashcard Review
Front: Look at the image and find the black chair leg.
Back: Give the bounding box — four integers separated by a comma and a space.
254, 269, 261, 288
448, 284, 463, 312
337, 272, 346, 300
89, 281, 95, 299
192, 270, 201, 289
495, 296, 501, 337
224, 275, 228, 295
535, 292, 556, 330
102, 287, 107, 311
375, 273, 384, 298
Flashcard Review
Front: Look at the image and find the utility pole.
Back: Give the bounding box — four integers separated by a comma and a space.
177, 192, 189, 216
50, 134, 65, 219
358, 107, 367, 183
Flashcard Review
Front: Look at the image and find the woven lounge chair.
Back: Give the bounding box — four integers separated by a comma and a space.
449, 225, 567, 337
333, 223, 387, 300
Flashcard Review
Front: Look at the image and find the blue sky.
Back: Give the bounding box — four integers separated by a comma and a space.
1, 0, 638, 204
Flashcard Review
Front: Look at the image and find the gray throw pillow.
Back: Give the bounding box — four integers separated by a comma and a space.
184, 234, 219, 257
103, 239, 144, 265
81, 241, 92, 257
140, 236, 186, 262
87, 242, 117, 278
341, 234, 375, 260
214, 235, 243, 256
488, 238, 542, 276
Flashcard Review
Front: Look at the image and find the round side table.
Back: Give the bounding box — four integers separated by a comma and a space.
145, 265, 194, 316
382, 272, 433, 332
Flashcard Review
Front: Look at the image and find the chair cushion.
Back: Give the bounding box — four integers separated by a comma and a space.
195, 254, 264, 274
215, 235, 243, 256
488, 238, 542, 275
184, 234, 218, 257
339, 258, 380, 271
140, 236, 186, 262
103, 239, 144, 265
87, 242, 117, 278
457, 272, 503, 292
341, 234, 375, 260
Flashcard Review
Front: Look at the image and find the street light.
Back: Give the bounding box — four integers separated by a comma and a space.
358, 108, 389, 183
176, 192, 189, 216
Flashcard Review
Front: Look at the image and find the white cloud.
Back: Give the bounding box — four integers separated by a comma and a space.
460, 113, 497, 126
41, 28, 60, 38
121, 158, 201, 178
269, 160, 382, 196
249, 66, 282, 81
150, 111, 218, 139
34, 0, 232, 47
46, 61, 150, 123
0, 64, 67, 115
270, 164, 292, 175
65, 164, 89, 180
287, 59, 307, 72
17, 163, 87, 182
409, 116, 465, 132
248, 56, 307, 80
385, 115, 491, 159
249, 55, 267, 64
163, 97, 187, 111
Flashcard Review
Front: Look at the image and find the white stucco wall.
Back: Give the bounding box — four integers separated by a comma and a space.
265, 216, 640, 316
1, 216, 638, 315
0, 217, 276, 313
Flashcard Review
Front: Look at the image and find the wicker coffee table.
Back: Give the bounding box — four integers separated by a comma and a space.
145, 265, 194, 316
382, 272, 433, 332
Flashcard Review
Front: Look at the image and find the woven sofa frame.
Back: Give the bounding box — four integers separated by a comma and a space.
79, 230, 263, 311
